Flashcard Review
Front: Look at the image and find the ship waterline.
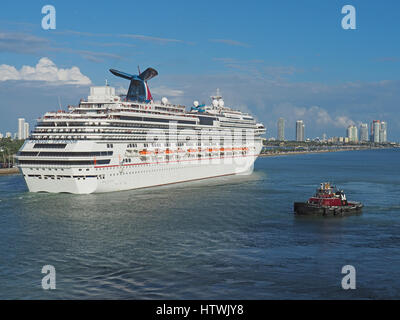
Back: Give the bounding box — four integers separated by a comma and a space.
16, 68, 265, 194
21, 147, 260, 194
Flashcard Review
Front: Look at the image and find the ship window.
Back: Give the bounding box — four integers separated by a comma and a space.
18, 159, 111, 165
33, 143, 67, 149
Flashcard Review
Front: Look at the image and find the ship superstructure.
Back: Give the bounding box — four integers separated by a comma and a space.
16, 67, 266, 194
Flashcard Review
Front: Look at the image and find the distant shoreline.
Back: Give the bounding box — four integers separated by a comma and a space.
0, 168, 19, 175
259, 146, 394, 157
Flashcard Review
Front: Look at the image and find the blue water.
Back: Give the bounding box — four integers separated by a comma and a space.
0, 149, 399, 299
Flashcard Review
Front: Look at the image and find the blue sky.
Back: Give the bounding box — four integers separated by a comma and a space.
1, 0, 399, 140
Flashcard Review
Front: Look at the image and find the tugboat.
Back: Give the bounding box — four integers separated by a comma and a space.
294, 182, 363, 216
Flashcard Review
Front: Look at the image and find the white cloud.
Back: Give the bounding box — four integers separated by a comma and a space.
309, 106, 333, 125
0, 57, 91, 85
306, 106, 355, 128
0, 32, 49, 54
119, 34, 183, 44
283, 105, 354, 128
115, 86, 128, 95
335, 116, 355, 127
113, 85, 184, 99
210, 39, 250, 47
55, 31, 185, 44
151, 86, 184, 97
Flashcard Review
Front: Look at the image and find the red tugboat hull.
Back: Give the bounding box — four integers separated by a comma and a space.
294, 182, 363, 216
294, 202, 363, 216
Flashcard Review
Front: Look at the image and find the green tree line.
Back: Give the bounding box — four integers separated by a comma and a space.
0, 138, 24, 167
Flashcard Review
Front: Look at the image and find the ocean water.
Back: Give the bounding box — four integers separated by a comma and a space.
0, 149, 399, 299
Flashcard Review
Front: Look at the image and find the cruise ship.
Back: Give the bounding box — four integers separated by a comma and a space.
16, 67, 266, 194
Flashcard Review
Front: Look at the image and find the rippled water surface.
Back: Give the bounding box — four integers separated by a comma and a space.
0, 149, 399, 299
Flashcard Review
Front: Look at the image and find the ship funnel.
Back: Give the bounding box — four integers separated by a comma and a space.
109, 67, 158, 102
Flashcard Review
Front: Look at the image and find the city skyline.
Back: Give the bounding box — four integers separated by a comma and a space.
267, 117, 390, 143
1, 115, 392, 144
1, 118, 29, 141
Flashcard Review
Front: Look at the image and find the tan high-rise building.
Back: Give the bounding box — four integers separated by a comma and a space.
24, 122, 30, 140
277, 118, 285, 141
359, 123, 368, 142
18, 118, 25, 140
347, 125, 358, 143
296, 120, 305, 142
372, 120, 380, 143
379, 121, 387, 143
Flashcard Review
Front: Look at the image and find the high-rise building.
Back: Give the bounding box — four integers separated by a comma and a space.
359, 123, 368, 142
277, 118, 285, 141
24, 122, 30, 139
5, 132, 12, 138
379, 121, 387, 143
296, 120, 305, 142
347, 125, 358, 143
0, 133, 3, 139
18, 118, 25, 140
372, 120, 380, 143
322, 133, 327, 142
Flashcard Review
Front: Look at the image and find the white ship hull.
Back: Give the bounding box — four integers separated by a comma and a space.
20, 148, 260, 194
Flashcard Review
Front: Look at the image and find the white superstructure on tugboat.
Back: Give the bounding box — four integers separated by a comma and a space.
16, 67, 265, 194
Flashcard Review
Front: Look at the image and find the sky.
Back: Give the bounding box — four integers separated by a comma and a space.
0, 0, 399, 140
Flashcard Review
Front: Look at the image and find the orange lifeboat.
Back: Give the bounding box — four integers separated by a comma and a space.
139, 149, 151, 155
